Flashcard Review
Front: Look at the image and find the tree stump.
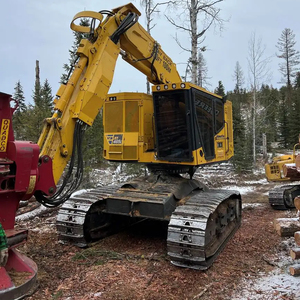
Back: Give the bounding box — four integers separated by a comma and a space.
294, 231, 300, 246
290, 248, 300, 260
290, 264, 300, 276
283, 163, 300, 179
294, 197, 300, 211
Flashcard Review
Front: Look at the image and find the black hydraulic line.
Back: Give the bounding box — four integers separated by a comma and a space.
99, 10, 114, 16
110, 12, 139, 44
35, 120, 86, 207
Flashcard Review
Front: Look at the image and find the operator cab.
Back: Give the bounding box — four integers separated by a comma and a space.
153, 83, 226, 163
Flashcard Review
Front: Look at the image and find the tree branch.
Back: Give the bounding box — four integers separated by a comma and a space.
197, 0, 224, 13
165, 14, 192, 33
150, 1, 177, 15
174, 32, 191, 52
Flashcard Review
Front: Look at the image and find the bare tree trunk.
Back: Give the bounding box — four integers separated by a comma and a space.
247, 33, 271, 168
190, 0, 198, 84
166, 1, 225, 83
35, 60, 40, 91
252, 90, 256, 166
262, 133, 267, 162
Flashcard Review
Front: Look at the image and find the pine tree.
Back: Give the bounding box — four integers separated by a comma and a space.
214, 81, 225, 97
13, 81, 26, 112
25, 62, 54, 142
294, 72, 300, 88
278, 86, 289, 148
13, 80, 27, 139
289, 85, 300, 145
276, 28, 300, 87
259, 85, 280, 148
229, 89, 252, 174
61, 18, 90, 84
40, 79, 53, 113
81, 112, 104, 188
197, 52, 210, 88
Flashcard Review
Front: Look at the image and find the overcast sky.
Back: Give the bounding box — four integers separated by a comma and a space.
1, 0, 299, 103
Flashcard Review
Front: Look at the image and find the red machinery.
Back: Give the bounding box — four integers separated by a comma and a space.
0, 92, 38, 299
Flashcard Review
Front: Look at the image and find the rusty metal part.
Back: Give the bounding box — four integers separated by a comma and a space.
269, 184, 300, 210
167, 189, 241, 270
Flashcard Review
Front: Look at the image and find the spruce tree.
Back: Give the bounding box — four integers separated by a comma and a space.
276, 28, 300, 87
229, 90, 252, 173
25, 62, 54, 142
259, 85, 280, 149
214, 81, 225, 97
13, 80, 27, 139
289, 85, 300, 145
61, 18, 90, 84
278, 86, 289, 148
197, 52, 209, 88
40, 79, 54, 113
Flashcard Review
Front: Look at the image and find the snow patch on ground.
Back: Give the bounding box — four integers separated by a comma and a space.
221, 185, 255, 195
243, 178, 268, 185
16, 205, 50, 222
232, 269, 300, 300
233, 238, 300, 299
242, 203, 263, 209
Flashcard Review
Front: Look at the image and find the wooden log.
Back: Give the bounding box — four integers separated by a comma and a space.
295, 154, 300, 169
283, 163, 300, 179
290, 264, 300, 276
290, 248, 300, 259
294, 197, 300, 211
274, 218, 300, 237
294, 231, 300, 246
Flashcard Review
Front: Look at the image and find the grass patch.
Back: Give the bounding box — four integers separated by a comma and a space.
52, 290, 63, 299
72, 249, 124, 265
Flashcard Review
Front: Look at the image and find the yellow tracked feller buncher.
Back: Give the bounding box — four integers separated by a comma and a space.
0, 5, 241, 292
265, 138, 300, 209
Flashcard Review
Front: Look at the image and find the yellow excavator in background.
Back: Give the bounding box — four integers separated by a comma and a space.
0, 6, 241, 296
265, 138, 300, 209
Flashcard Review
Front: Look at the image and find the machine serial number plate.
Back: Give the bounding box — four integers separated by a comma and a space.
106, 134, 123, 145
0, 119, 10, 152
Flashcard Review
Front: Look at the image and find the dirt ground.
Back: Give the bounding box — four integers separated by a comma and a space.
14, 179, 299, 300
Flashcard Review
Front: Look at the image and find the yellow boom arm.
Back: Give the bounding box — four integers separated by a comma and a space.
38, 3, 181, 187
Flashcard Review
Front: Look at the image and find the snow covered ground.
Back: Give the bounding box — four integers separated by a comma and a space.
232, 238, 300, 300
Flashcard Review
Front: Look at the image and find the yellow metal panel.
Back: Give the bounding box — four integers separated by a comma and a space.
123, 132, 138, 146
123, 146, 137, 160
125, 101, 139, 132
105, 102, 123, 133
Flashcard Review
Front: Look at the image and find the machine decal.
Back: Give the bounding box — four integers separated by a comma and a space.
26, 176, 37, 194
0, 119, 10, 152
106, 134, 123, 145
